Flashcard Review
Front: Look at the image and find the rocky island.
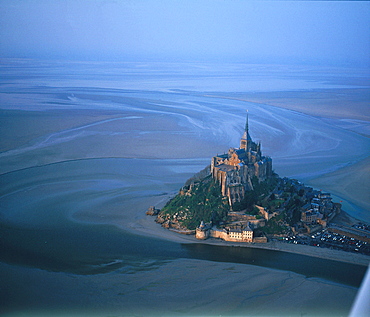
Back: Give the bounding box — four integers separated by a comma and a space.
151, 112, 370, 256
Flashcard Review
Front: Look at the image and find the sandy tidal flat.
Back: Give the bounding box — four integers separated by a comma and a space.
0, 259, 359, 317
1, 60, 369, 316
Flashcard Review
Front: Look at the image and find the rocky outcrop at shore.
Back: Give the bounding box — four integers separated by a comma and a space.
155, 215, 195, 234
146, 206, 159, 216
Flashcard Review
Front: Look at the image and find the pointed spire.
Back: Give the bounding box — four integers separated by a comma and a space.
243, 110, 251, 141
245, 110, 249, 132
240, 110, 251, 150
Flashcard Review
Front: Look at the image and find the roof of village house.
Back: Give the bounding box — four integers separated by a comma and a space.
229, 228, 243, 233
229, 226, 252, 233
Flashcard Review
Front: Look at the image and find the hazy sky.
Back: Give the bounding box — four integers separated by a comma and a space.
0, 0, 369, 66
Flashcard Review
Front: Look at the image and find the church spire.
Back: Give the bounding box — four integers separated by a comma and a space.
240, 110, 251, 150
245, 110, 249, 133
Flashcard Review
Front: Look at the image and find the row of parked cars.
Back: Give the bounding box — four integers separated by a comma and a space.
284, 230, 370, 255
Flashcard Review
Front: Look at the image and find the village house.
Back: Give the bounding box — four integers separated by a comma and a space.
195, 221, 254, 243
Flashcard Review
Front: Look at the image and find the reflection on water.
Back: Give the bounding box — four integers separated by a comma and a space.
182, 243, 367, 287
1, 217, 366, 287
0, 221, 182, 275
0, 219, 366, 287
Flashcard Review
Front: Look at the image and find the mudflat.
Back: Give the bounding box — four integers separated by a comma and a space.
1, 61, 369, 316
218, 88, 370, 121
0, 258, 359, 317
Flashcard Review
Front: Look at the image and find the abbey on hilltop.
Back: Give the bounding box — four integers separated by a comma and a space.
152, 111, 370, 251
211, 112, 272, 207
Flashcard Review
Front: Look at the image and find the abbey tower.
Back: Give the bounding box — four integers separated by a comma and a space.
211, 112, 272, 207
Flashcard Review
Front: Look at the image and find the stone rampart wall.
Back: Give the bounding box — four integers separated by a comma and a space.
210, 229, 228, 240
195, 228, 209, 240
253, 236, 267, 243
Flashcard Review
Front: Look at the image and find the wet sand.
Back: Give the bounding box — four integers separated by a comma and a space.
1, 166, 365, 316
1, 102, 369, 267
1, 63, 369, 316
308, 156, 370, 221
0, 108, 223, 174
0, 258, 359, 317
217, 88, 370, 121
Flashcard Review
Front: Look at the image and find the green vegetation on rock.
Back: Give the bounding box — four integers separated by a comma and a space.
159, 176, 229, 230
232, 175, 279, 212
263, 213, 290, 234
158, 169, 331, 237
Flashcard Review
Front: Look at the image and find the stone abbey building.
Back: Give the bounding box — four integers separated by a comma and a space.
211, 112, 272, 207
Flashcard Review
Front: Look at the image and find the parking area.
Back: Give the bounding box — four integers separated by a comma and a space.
283, 230, 370, 255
